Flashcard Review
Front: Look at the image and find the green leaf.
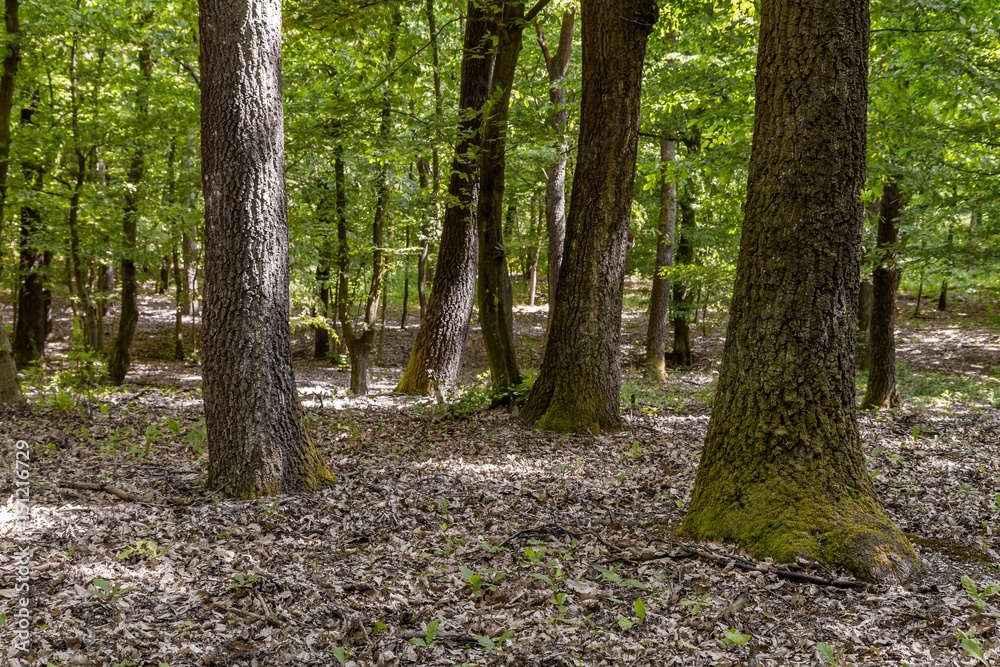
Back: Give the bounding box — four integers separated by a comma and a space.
634, 598, 646, 623
331, 646, 348, 665
724, 627, 751, 645
475, 634, 496, 650
816, 642, 836, 662
618, 617, 635, 630
961, 637, 987, 665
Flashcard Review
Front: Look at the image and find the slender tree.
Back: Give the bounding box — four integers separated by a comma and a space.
109, 21, 153, 385
199, 0, 334, 497
396, 0, 498, 396
671, 193, 695, 366
12, 93, 45, 367
683, 0, 918, 581
0, 0, 23, 404
644, 138, 676, 381
535, 10, 573, 320
861, 182, 904, 409
520, 0, 658, 433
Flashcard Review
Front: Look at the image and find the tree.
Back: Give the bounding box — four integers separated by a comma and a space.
520, 0, 658, 433
0, 0, 23, 404
670, 190, 695, 367
861, 182, 903, 410
535, 10, 573, 319
683, 0, 918, 581
396, 0, 498, 397
644, 138, 676, 381
199, 0, 334, 497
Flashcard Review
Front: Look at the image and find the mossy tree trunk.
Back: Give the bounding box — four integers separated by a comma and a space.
397, 0, 498, 396
520, 0, 658, 433
682, 0, 918, 582
477, 0, 526, 402
860, 182, 903, 410
645, 138, 676, 381
200, 0, 334, 497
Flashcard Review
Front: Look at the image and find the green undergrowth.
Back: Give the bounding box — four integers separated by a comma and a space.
857, 364, 1000, 409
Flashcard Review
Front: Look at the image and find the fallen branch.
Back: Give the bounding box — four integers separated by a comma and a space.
396, 631, 480, 645
60, 480, 154, 504
499, 523, 580, 547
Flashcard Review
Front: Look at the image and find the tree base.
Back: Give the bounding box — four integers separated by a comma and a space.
683, 483, 921, 583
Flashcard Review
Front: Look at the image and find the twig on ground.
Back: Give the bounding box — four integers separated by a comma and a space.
59, 480, 155, 504
396, 631, 480, 645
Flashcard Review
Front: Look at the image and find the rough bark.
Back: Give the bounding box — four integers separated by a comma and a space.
109, 31, 152, 385
536, 11, 574, 321
671, 194, 695, 367
520, 0, 658, 433
172, 244, 185, 360
860, 182, 903, 410
397, 0, 498, 396
477, 0, 525, 400
420, 0, 443, 322
682, 0, 917, 582
644, 138, 676, 381
314, 184, 335, 359
12, 99, 45, 368
0, 0, 23, 403
199, 0, 334, 497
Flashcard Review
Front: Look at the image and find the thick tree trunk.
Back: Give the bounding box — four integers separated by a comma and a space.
671, 195, 695, 367
397, 0, 498, 396
477, 0, 525, 400
683, 0, 917, 582
0, 0, 23, 403
937, 280, 947, 311
536, 11, 574, 322
109, 34, 152, 385
861, 182, 903, 410
857, 279, 873, 371
199, 0, 334, 497
521, 0, 657, 433
644, 138, 676, 381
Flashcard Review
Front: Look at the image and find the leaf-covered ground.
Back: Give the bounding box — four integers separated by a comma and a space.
1, 294, 999, 666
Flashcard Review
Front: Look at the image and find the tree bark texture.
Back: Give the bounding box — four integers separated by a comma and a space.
682, 0, 917, 582
13, 103, 46, 368
477, 0, 525, 399
109, 33, 152, 385
644, 138, 676, 381
671, 194, 695, 367
199, 0, 334, 497
396, 0, 497, 396
520, 0, 658, 433
536, 11, 574, 321
860, 182, 903, 410
0, 0, 23, 403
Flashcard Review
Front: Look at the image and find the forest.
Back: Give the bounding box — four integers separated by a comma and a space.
0, 0, 999, 664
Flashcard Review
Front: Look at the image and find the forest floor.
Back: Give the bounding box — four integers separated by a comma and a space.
1, 289, 999, 666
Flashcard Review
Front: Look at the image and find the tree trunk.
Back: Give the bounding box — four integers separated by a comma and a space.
397, 0, 498, 396
937, 279, 947, 311
683, 0, 917, 582
401, 223, 410, 329
857, 279, 873, 371
419, 0, 443, 322
12, 97, 46, 368
860, 182, 903, 410
671, 194, 695, 367
644, 138, 676, 381
314, 185, 334, 360
0, 0, 23, 403
109, 31, 152, 385
536, 11, 574, 323
477, 0, 525, 401
172, 244, 185, 360
199, 0, 334, 497
520, 0, 658, 433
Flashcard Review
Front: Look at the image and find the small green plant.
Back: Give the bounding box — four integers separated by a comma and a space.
228, 573, 261, 590
679, 592, 713, 616
409, 618, 440, 647
958, 627, 989, 665
961, 575, 1000, 610
88, 578, 134, 604
723, 627, 751, 647
261, 499, 284, 519
118, 539, 168, 562
618, 598, 647, 629
331, 645, 350, 665
474, 629, 515, 653
593, 563, 645, 589
459, 566, 505, 597
177, 620, 194, 636
624, 442, 643, 458
816, 642, 844, 666
186, 421, 207, 458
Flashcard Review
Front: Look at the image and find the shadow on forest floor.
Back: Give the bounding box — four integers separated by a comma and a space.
0, 290, 998, 665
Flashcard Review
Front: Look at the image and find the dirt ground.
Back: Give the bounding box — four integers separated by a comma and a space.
0, 290, 998, 666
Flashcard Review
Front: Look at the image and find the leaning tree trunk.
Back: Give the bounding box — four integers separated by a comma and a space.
0, 0, 23, 404
644, 138, 676, 381
860, 182, 903, 410
520, 0, 658, 433
477, 0, 526, 401
682, 0, 917, 582
671, 194, 695, 367
536, 10, 574, 322
199, 0, 334, 497
109, 32, 152, 385
396, 0, 498, 396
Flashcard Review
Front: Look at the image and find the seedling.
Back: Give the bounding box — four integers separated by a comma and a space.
474, 629, 515, 653
723, 627, 751, 647
331, 645, 350, 665
228, 573, 261, 590
961, 575, 1000, 610
958, 627, 989, 666
118, 539, 168, 562
409, 618, 440, 647
593, 564, 645, 589
679, 592, 713, 616
816, 642, 844, 666
459, 566, 505, 597
88, 578, 133, 604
